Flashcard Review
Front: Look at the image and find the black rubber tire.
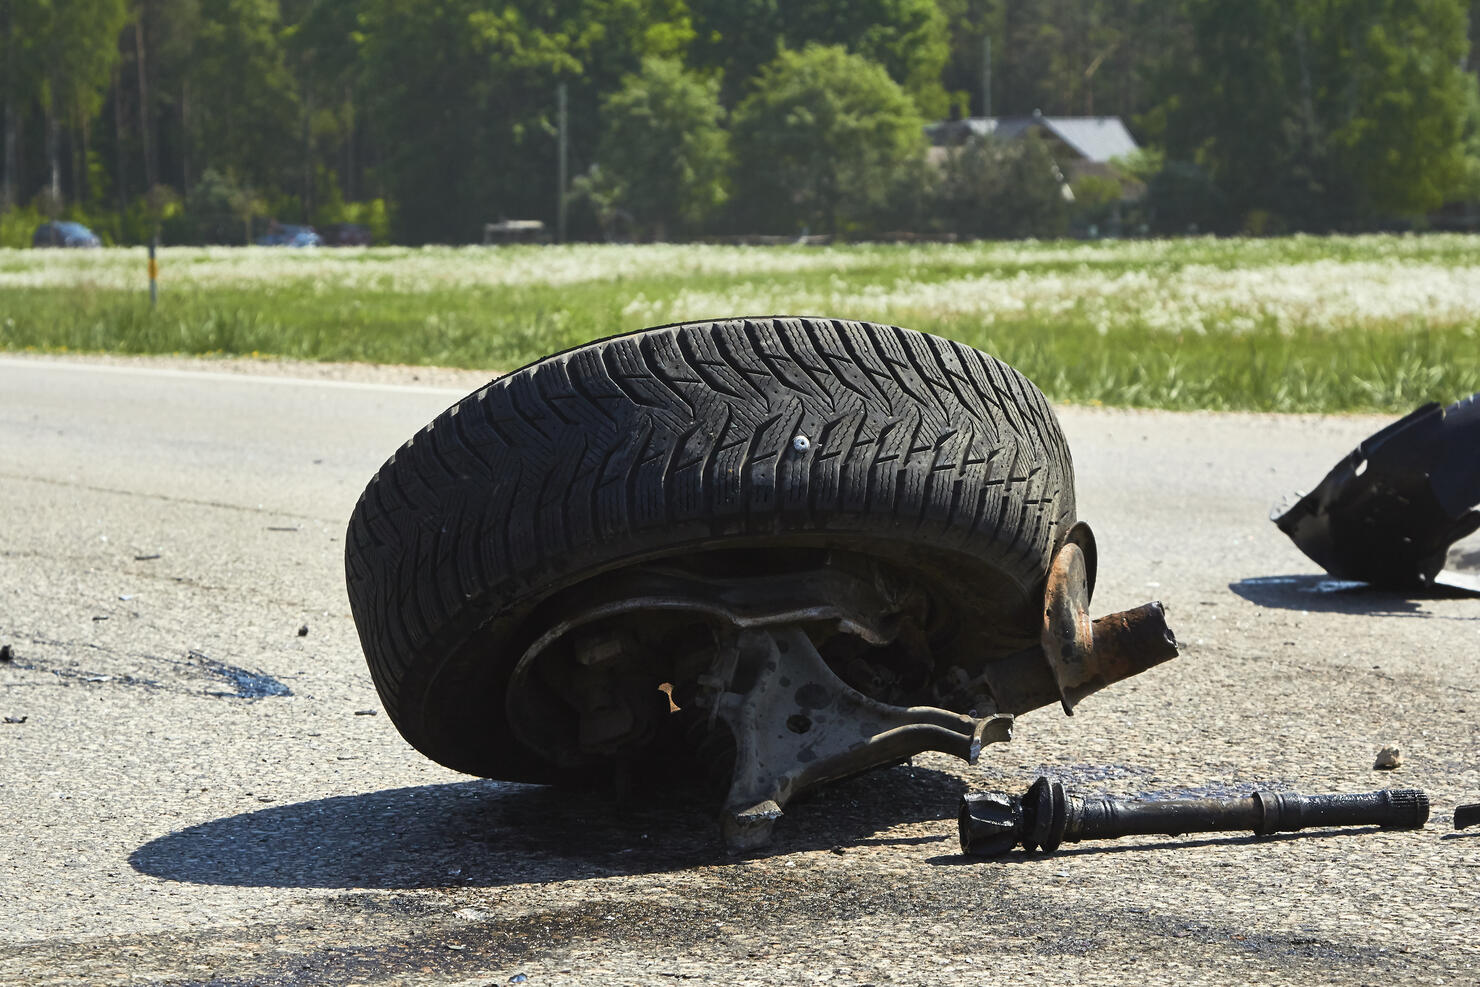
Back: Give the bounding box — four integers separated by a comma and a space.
345, 317, 1077, 780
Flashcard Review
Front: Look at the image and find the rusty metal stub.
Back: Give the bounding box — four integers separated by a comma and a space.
1040, 542, 1095, 714
1039, 541, 1179, 715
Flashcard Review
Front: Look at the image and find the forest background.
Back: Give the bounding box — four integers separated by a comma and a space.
4, 0, 1480, 247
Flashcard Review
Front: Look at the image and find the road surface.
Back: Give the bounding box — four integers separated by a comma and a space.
1, 354, 1476, 986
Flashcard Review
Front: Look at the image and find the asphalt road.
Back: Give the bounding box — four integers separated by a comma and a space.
2, 355, 1477, 986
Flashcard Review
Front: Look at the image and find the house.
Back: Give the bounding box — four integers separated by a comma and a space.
925, 112, 1139, 184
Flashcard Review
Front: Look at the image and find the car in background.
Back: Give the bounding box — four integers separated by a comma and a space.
256, 223, 322, 247
319, 222, 372, 246
32, 221, 102, 248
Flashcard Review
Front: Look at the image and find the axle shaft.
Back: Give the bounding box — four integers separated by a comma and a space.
960, 776, 1429, 857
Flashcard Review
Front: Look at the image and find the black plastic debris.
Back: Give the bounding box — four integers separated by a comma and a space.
1274, 393, 1480, 588
297, 624, 309, 637
1457, 804, 1479, 830
3, 716, 26, 724
0, 644, 12, 663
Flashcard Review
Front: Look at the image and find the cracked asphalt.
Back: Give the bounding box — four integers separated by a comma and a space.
2, 353, 1477, 986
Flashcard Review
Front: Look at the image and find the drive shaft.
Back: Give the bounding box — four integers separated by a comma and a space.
960, 776, 1429, 857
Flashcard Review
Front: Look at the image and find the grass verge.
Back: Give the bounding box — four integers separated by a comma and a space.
3, 236, 1477, 412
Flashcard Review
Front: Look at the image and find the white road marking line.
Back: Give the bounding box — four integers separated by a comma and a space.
0, 357, 478, 396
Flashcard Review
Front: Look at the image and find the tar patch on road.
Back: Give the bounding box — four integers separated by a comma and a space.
0, 640, 292, 700
189, 650, 293, 698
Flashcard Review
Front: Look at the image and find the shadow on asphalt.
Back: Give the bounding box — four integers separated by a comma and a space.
925, 826, 1390, 865
1229, 574, 1478, 615
129, 762, 965, 889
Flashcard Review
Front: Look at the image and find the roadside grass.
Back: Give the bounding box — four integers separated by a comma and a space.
3, 235, 1477, 412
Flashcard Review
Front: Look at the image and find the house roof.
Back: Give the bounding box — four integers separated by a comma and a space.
925, 115, 1139, 163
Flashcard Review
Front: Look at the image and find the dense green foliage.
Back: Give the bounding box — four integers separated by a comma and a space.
4, 236, 1478, 413
687, 0, 950, 113
3, 0, 1480, 243
938, 0, 1190, 120
731, 46, 926, 234
1166, 0, 1473, 230
576, 57, 729, 239
937, 135, 1069, 238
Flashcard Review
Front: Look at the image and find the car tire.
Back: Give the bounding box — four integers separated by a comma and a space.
345, 317, 1078, 780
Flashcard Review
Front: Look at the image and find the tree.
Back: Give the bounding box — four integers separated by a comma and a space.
584, 57, 728, 238
1165, 0, 1472, 228
1336, 3, 1472, 216
9, 0, 127, 207
685, 0, 782, 104
781, 0, 950, 117
730, 45, 926, 233
689, 0, 949, 115
357, 0, 692, 243
100, 0, 209, 215
0, 0, 48, 207
937, 0, 1192, 119
935, 134, 1069, 238
1456, 74, 1480, 205
188, 0, 299, 194
282, 0, 377, 215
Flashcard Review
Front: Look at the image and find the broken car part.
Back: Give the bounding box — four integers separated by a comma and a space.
1273, 392, 1480, 588
345, 318, 1181, 850
959, 776, 1430, 857
504, 550, 1178, 849
1456, 804, 1480, 830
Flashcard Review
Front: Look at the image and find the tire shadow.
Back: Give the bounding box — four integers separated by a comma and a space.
129, 763, 966, 890
1229, 574, 1478, 616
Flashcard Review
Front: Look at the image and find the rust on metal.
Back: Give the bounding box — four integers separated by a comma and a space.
1038, 541, 1178, 714
974, 540, 1179, 719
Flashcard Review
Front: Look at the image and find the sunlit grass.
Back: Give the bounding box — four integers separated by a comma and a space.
3, 235, 1478, 411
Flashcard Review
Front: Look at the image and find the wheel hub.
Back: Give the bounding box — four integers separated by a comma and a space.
505, 543, 1178, 850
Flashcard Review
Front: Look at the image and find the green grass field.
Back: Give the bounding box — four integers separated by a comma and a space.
3, 235, 1477, 411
